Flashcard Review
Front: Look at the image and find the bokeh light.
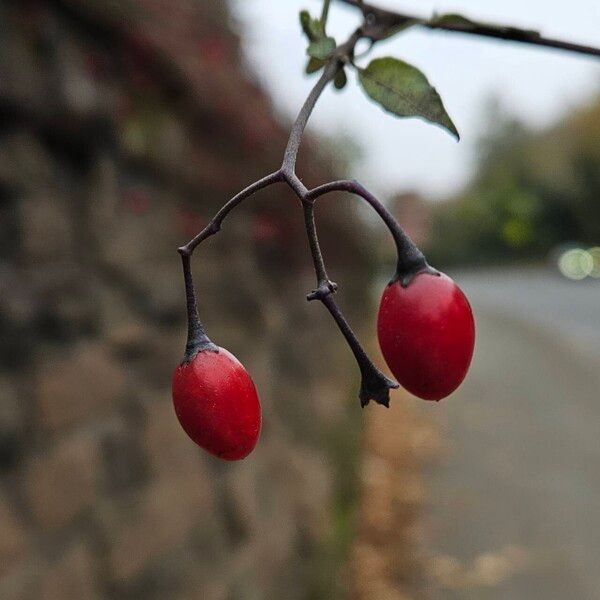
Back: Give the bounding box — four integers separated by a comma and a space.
557, 248, 594, 280
588, 247, 600, 278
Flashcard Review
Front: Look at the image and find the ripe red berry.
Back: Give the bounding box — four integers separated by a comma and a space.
377, 272, 475, 401
172, 347, 261, 460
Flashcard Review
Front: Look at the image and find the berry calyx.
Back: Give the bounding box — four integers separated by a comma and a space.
172, 347, 262, 460
377, 271, 475, 401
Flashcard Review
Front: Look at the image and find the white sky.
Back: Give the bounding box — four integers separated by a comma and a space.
231, 0, 600, 199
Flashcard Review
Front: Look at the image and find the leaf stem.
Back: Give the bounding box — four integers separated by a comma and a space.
180, 252, 218, 361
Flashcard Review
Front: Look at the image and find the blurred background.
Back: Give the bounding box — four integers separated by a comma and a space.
0, 1, 599, 599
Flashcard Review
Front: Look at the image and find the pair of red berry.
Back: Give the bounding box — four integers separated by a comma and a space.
172, 271, 475, 461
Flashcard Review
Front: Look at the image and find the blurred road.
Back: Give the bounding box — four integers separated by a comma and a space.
422, 267, 600, 599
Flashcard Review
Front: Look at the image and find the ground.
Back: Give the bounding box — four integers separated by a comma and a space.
425, 267, 600, 599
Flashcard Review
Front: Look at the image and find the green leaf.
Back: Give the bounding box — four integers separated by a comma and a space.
334, 67, 347, 90
300, 9, 335, 66
299, 10, 324, 42
357, 57, 459, 140
305, 56, 326, 75
307, 37, 336, 60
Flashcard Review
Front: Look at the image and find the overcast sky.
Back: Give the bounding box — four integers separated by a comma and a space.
231, 0, 599, 199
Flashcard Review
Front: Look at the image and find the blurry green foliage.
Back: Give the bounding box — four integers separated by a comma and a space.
426, 96, 600, 267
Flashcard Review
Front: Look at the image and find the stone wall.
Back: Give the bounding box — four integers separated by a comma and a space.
0, 1, 373, 598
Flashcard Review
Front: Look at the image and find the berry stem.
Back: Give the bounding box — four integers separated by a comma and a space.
179, 252, 218, 360
308, 180, 439, 286
180, 171, 284, 256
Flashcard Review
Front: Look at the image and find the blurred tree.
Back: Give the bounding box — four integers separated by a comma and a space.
426, 95, 600, 267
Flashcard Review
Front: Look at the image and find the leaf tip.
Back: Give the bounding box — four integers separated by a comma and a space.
448, 122, 460, 141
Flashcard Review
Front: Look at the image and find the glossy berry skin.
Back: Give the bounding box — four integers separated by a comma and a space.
172, 347, 261, 460
377, 272, 475, 401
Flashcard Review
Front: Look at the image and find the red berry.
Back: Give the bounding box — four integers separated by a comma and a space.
377, 272, 475, 401
172, 348, 261, 460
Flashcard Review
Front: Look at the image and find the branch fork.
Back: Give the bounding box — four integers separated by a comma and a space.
307, 280, 338, 302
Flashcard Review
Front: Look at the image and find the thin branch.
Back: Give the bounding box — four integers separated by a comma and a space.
282, 62, 339, 174
282, 28, 363, 175
321, 295, 399, 407
177, 170, 283, 359
308, 179, 414, 264
308, 179, 438, 285
429, 23, 600, 58
300, 200, 398, 407
179, 171, 283, 255
338, 0, 600, 58
302, 202, 332, 287
286, 145, 399, 405
321, 0, 331, 27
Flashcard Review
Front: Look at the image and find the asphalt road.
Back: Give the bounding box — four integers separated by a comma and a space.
421, 267, 600, 599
